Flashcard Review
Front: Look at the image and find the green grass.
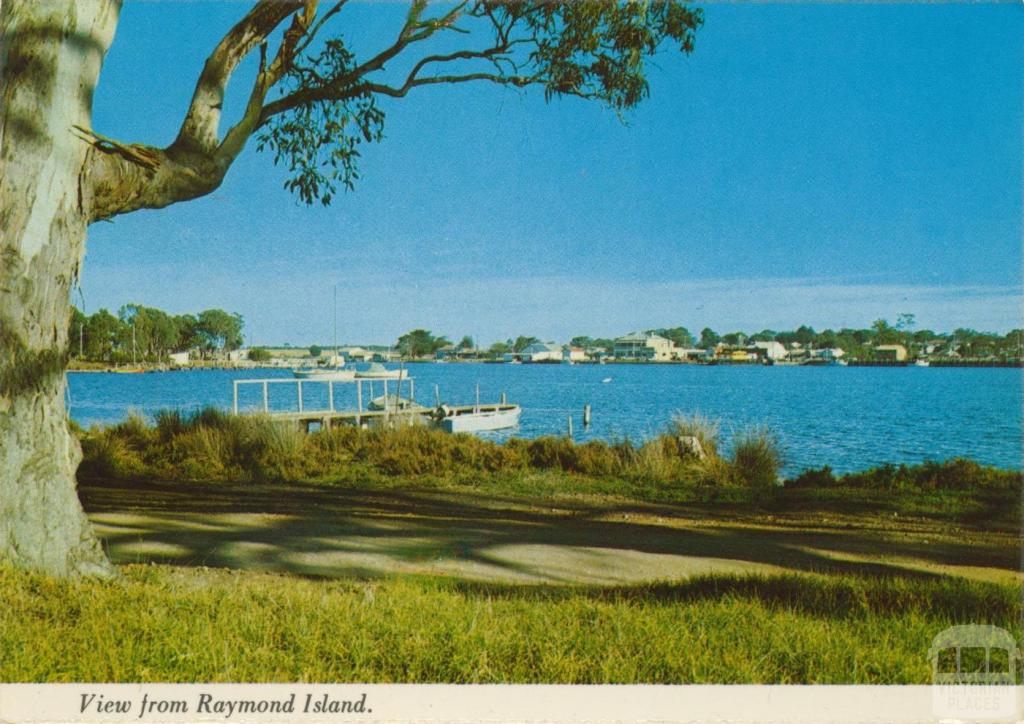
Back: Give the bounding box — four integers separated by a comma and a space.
1, 562, 1017, 683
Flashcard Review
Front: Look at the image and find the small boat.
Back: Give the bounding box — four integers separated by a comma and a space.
293, 366, 356, 381
294, 354, 355, 381
434, 403, 521, 433
368, 395, 424, 412
111, 367, 145, 374
914, 359, 930, 367
602, 377, 612, 383
355, 362, 407, 380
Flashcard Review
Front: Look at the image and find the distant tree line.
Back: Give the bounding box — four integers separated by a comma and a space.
399, 315, 1023, 361
69, 305, 244, 364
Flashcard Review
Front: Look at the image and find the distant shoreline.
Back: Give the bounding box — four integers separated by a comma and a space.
66, 358, 1024, 373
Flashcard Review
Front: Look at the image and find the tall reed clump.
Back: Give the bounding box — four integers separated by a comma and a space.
78, 412, 151, 479
730, 426, 783, 489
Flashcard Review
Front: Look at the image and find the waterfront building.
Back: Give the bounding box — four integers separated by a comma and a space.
874, 344, 908, 362
613, 332, 676, 361
504, 342, 564, 363
562, 346, 586, 363
750, 341, 788, 361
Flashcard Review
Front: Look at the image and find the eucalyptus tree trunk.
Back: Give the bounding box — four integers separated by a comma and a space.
0, 0, 120, 577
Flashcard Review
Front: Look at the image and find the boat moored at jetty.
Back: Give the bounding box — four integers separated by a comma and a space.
434, 403, 521, 434
233, 371, 518, 435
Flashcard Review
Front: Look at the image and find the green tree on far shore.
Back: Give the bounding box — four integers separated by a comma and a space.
397, 329, 449, 358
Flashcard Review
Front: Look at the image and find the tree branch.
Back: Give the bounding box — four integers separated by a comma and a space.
172, 0, 304, 156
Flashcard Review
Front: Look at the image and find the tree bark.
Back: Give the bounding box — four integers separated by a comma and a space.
0, 0, 121, 577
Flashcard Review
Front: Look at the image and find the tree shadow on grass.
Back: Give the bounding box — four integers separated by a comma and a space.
79, 478, 1019, 589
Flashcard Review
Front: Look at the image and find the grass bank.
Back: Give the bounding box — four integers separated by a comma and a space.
2, 562, 1018, 683
78, 408, 1019, 491
76, 409, 1020, 527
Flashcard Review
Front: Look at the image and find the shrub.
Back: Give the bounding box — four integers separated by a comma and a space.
79, 434, 146, 480
154, 409, 186, 440
731, 426, 782, 488
786, 466, 837, 488
668, 412, 720, 458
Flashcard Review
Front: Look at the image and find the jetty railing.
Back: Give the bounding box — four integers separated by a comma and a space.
232, 377, 416, 416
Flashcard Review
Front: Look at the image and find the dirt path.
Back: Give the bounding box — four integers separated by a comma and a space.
80, 479, 1021, 585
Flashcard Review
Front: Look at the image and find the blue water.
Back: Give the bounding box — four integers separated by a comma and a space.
67, 364, 1022, 475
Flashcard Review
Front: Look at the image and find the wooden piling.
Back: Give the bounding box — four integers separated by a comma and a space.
583, 403, 592, 426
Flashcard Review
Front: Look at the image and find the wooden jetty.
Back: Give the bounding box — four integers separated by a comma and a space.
231, 377, 522, 433
232, 377, 428, 432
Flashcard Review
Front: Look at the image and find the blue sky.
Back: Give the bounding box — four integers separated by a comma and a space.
83, 2, 1023, 346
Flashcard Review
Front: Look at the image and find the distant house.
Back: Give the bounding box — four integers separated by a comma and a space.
562, 346, 586, 363
676, 347, 708, 361
874, 344, 908, 362
522, 342, 563, 362
613, 332, 676, 361
168, 351, 190, 366
435, 345, 457, 361
750, 341, 788, 361
505, 342, 563, 363
340, 346, 375, 362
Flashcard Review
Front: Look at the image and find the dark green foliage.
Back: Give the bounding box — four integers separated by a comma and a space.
254, 1, 702, 206
787, 459, 1021, 491
484, 1, 702, 108
787, 466, 837, 488
69, 304, 246, 363
247, 347, 272, 363
257, 37, 384, 206
396, 329, 450, 357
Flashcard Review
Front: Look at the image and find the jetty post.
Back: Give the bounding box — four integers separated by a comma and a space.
583, 403, 592, 426
232, 380, 239, 414
567, 415, 573, 437
501, 392, 507, 404
327, 381, 334, 412
262, 380, 269, 412
297, 380, 304, 412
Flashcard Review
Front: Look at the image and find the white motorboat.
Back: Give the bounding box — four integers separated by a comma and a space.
293, 365, 355, 381
914, 359, 930, 367
368, 394, 425, 412
355, 362, 408, 380
435, 403, 521, 433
